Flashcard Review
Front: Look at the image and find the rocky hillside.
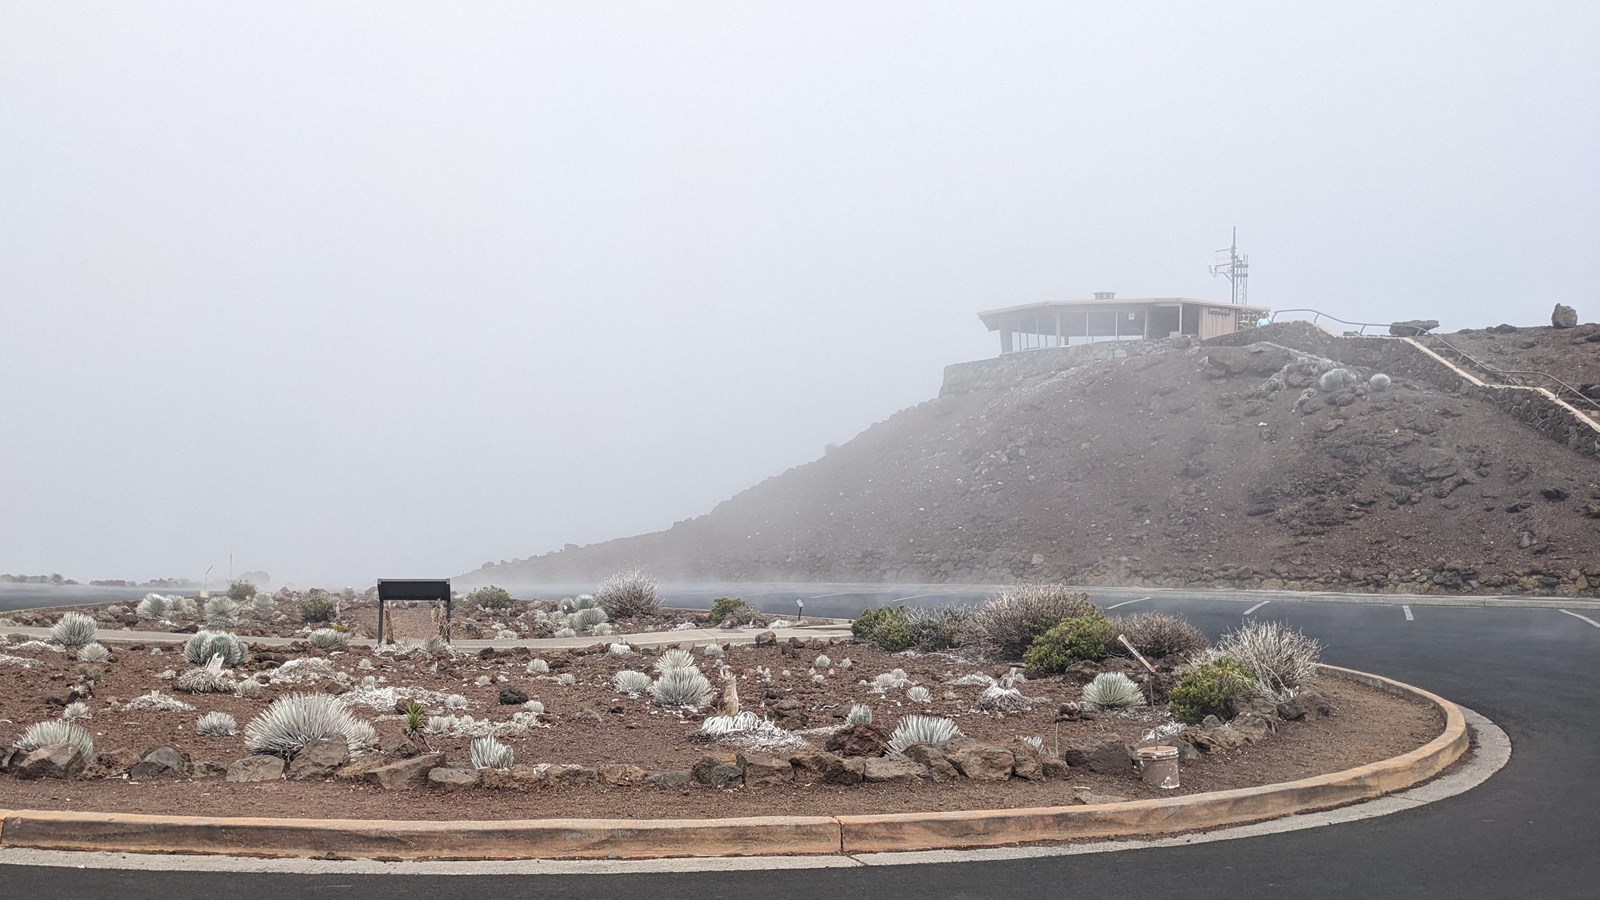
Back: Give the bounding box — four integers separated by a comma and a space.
474, 327, 1600, 596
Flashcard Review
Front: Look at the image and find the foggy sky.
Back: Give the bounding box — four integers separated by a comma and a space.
3, 2, 1596, 586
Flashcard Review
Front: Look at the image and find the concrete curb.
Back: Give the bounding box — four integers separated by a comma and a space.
0, 665, 1469, 861
834, 664, 1468, 852
0, 812, 842, 861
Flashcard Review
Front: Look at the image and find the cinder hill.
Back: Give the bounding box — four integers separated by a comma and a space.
475, 321, 1600, 596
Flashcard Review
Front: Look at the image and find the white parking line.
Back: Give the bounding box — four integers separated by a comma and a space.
891, 593, 946, 603
1243, 601, 1271, 615
1105, 596, 1152, 610
1559, 609, 1600, 629
1403, 605, 1414, 621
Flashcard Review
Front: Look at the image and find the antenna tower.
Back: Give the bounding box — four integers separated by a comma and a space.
1210, 227, 1249, 305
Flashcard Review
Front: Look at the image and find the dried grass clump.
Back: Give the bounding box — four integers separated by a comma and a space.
1203, 620, 1323, 699
184, 631, 248, 666
136, 594, 169, 621
1082, 672, 1144, 710
196, 711, 238, 736
470, 735, 515, 770
1114, 612, 1209, 660
613, 670, 653, 695
974, 684, 1033, 713
870, 668, 914, 692
571, 607, 609, 631
650, 667, 713, 710
175, 655, 237, 694
307, 628, 350, 651
243, 693, 362, 760
887, 715, 962, 754
51, 612, 98, 648
76, 643, 111, 663
205, 596, 241, 628
124, 691, 195, 712
961, 584, 1098, 661
14, 720, 95, 758
595, 569, 660, 618
697, 712, 806, 751
653, 649, 696, 672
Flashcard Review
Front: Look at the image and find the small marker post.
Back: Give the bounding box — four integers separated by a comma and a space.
795, 598, 804, 624
1119, 634, 1157, 674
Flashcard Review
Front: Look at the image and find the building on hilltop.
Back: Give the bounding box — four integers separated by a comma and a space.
978, 292, 1271, 354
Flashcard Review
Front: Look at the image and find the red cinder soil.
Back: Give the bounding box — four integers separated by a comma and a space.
0, 634, 1441, 820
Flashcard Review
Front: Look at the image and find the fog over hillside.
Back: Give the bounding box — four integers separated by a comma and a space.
467, 324, 1600, 595
2, 2, 1596, 585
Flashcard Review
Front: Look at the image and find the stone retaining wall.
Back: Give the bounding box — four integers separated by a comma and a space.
1207, 324, 1600, 458
940, 337, 1196, 396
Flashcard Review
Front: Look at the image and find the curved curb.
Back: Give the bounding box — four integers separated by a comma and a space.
0, 665, 1470, 860
836, 664, 1468, 852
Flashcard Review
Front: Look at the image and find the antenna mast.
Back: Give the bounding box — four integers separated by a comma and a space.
1210, 227, 1249, 305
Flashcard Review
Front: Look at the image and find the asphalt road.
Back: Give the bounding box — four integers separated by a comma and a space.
5, 585, 1598, 898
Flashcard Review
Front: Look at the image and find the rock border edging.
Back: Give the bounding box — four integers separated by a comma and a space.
0, 664, 1471, 860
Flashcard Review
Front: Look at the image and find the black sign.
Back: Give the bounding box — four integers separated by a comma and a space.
375, 579, 452, 644
377, 579, 451, 602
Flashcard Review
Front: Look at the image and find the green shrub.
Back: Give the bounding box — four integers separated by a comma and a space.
298, 593, 337, 623
1170, 659, 1257, 724
468, 586, 513, 610
710, 596, 758, 625
852, 605, 916, 652
1022, 613, 1117, 674
226, 580, 257, 602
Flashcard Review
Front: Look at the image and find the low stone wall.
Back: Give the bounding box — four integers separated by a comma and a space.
1206, 324, 1600, 458
940, 337, 1196, 396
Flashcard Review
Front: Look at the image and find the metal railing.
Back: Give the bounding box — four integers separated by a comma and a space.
1267, 308, 1432, 336
1265, 309, 1599, 415
1415, 336, 1599, 415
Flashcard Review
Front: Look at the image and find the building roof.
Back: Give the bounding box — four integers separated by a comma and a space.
977, 297, 1272, 331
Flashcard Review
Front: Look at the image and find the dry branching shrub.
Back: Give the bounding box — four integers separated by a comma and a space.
960, 584, 1098, 661
1198, 620, 1323, 699
1113, 611, 1209, 660
596, 569, 660, 618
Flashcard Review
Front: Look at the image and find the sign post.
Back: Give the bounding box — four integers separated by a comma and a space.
376, 579, 452, 646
